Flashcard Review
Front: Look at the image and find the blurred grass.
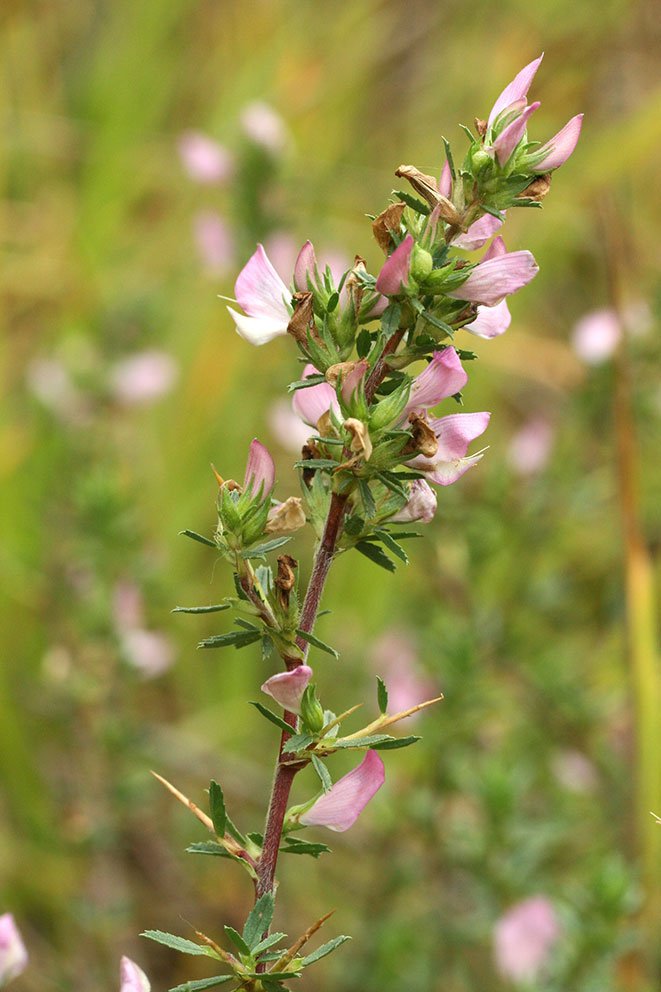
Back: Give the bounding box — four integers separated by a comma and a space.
1, 0, 660, 989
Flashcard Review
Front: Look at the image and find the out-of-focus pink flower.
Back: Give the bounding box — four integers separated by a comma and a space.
404, 349, 467, 416
243, 439, 275, 496
178, 131, 233, 184
571, 308, 621, 365
493, 896, 560, 984
261, 665, 313, 713
388, 479, 437, 524
487, 55, 544, 129
120, 955, 151, 992
227, 245, 291, 346
300, 751, 385, 832
240, 102, 288, 153
532, 114, 584, 172
449, 242, 538, 307
375, 235, 414, 295
408, 411, 491, 486
453, 213, 503, 251
121, 629, 175, 679
112, 581, 144, 631
110, 351, 179, 406
193, 211, 234, 274
507, 418, 554, 476
463, 299, 511, 339
493, 101, 540, 165
268, 400, 313, 451
368, 629, 434, 716
550, 749, 598, 794
0, 914, 28, 986
292, 364, 339, 427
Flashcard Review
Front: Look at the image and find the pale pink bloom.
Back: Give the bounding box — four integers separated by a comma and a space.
227, 244, 291, 345
368, 630, 433, 716
110, 351, 179, 406
453, 213, 503, 251
240, 102, 288, 153
532, 114, 584, 172
268, 400, 313, 451
292, 364, 339, 427
120, 955, 151, 992
488, 55, 544, 128
178, 131, 233, 184
243, 439, 275, 496
375, 234, 414, 295
409, 411, 491, 486
507, 418, 554, 476
388, 479, 437, 524
294, 240, 318, 292
0, 914, 28, 985
493, 101, 540, 165
449, 247, 538, 307
121, 629, 175, 679
261, 665, 313, 713
550, 749, 598, 794
300, 751, 385, 832
193, 211, 234, 274
493, 896, 560, 983
463, 299, 512, 339
112, 580, 145, 631
403, 348, 467, 416
571, 308, 621, 365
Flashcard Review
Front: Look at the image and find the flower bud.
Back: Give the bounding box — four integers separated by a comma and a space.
470, 147, 493, 173
299, 683, 325, 732
410, 244, 433, 283
261, 663, 312, 714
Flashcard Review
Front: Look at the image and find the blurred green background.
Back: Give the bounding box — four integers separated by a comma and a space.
1, 0, 660, 989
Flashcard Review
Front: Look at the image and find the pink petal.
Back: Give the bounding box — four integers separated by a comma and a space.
533, 113, 583, 171
0, 914, 28, 985
388, 479, 437, 523
243, 439, 275, 496
294, 240, 318, 292
292, 364, 339, 427
453, 213, 503, 251
449, 250, 538, 306
340, 359, 369, 404
234, 245, 290, 323
375, 234, 414, 295
178, 131, 234, 184
240, 101, 288, 153
493, 897, 560, 983
300, 751, 385, 832
439, 159, 452, 198
493, 101, 540, 165
110, 350, 179, 405
121, 629, 175, 679
482, 235, 507, 260
431, 411, 491, 460
507, 418, 554, 476
424, 451, 486, 486
463, 299, 511, 339
404, 348, 467, 415
571, 308, 620, 365
268, 400, 313, 451
261, 665, 313, 713
120, 956, 151, 992
488, 54, 544, 128
226, 307, 290, 346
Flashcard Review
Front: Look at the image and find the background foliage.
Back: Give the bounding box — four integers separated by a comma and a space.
1, 0, 660, 989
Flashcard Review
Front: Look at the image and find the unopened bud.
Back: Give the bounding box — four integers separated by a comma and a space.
299, 683, 325, 733
287, 292, 317, 344
372, 202, 406, 253
470, 147, 492, 173
410, 244, 433, 283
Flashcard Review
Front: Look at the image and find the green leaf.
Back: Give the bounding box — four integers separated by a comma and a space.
311, 753, 333, 792
300, 935, 351, 966
358, 480, 376, 518
250, 701, 295, 734
208, 780, 226, 836
141, 931, 215, 958
242, 537, 292, 559
326, 291, 340, 313
380, 302, 401, 338
375, 529, 409, 564
481, 203, 505, 220
295, 628, 339, 659
224, 926, 251, 956
186, 842, 237, 859
282, 732, 316, 755
172, 604, 230, 614
281, 838, 332, 858
442, 136, 456, 179
330, 734, 395, 749
394, 189, 430, 214
247, 832, 264, 847
371, 735, 421, 750
252, 932, 288, 957
354, 541, 396, 572
179, 529, 216, 549
198, 630, 262, 650
288, 374, 326, 393
234, 618, 260, 631
376, 677, 388, 715
169, 977, 233, 992
421, 310, 455, 336
243, 892, 275, 949
293, 458, 338, 471
356, 329, 372, 358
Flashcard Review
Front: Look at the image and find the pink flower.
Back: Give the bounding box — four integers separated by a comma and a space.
532, 114, 583, 172
121, 629, 175, 679
403, 349, 467, 416
449, 240, 538, 307
120, 956, 151, 992
408, 412, 491, 486
243, 439, 275, 496
226, 245, 291, 346
294, 240, 318, 292
0, 914, 28, 986
493, 897, 560, 984
507, 418, 554, 476
375, 235, 414, 295
300, 750, 385, 832
339, 360, 369, 405
571, 308, 621, 365
487, 55, 544, 129
438, 160, 452, 198
452, 213, 503, 251
193, 211, 235, 274
240, 102, 288, 153
178, 131, 233, 184
388, 479, 437, 524
268, 400, 313, 452
292, 365, 339, 427
109, 351, 179, 406
368, 630, 434, 716
492, 101, 540, 165
261, 665, 313, 713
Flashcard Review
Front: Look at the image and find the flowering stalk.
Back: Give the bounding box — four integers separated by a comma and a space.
138, 56, 582, 990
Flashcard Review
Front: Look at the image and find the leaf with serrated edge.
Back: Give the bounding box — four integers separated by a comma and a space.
252, 932, 288, 957
179, 529, 217, 548
223, 926, 251, 956
311, 753, 333, 792
243, 892, 275, 949
376, 677, 388, 714
295, 629, 339, 659
141, 931, 217, 958
300, 935, 351, 966
172, 604, 230, 614
208, 780, 226, 837
168, 977, 233, 992
250, 701, 295, 734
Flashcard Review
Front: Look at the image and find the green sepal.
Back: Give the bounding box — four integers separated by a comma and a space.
250, 701, 295, 734
376, 676, 388, 714
243, 892, 275, 949
295, 628, 339, 659
300, 935, 351, 966
141, 931, 217, 958
179, 529, 216, 549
